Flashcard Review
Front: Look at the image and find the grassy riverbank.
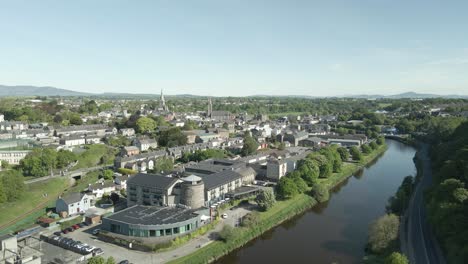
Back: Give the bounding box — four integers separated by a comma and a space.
169, 144, 388, 264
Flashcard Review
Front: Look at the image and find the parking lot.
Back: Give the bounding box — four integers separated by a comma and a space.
56, 205, 253, 263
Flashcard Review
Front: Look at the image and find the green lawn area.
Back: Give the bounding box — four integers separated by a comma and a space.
0, 177, 69, 235
73, 144, 117, 170
67, 171, 101, 193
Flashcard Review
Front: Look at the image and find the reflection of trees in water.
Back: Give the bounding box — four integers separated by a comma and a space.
353, 168, 364, 179
311, 199, 330, 214
330, 177, 350, 194
281, 211, 308, 230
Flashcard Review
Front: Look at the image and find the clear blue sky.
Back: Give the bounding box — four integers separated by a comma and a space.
1, 0, 468, 96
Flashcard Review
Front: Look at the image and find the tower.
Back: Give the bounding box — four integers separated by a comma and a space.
208, 98, 213, 117
160, 89, 168, 112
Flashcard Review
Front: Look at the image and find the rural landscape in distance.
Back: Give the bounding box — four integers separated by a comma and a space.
0, 1, 467, 264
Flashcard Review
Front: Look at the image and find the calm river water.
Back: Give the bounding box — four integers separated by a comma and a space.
217, 140, 416, 264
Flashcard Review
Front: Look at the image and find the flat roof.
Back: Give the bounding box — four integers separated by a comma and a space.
104, 205, 201, 226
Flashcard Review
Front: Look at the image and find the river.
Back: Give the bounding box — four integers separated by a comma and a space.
217, 140, 416, 264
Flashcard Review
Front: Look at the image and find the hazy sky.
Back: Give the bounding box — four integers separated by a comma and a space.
1, 0, 468, 96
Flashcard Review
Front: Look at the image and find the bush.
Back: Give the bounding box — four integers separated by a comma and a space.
361, 144, 372, 154
385, 252, 409, 264
350, 146, 363, 161
311, 184, 329, 203
368, 214, 400, 254
241, 212, 260, 227
218, 225, 237, 242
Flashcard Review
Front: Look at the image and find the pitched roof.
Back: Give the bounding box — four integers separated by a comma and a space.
60, 192, 85, 204
127, 173, 180, 190
194, 170, 243, 190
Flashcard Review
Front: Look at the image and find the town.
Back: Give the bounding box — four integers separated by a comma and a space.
0, 92, 467, 264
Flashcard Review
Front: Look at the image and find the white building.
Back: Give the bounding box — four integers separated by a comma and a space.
0, 150, 31, 165
56, 193, 91, 217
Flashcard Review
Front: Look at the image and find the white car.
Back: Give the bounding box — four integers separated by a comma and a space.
221, 213, 228, 219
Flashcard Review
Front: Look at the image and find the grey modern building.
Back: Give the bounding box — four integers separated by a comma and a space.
102, 205, 208, 238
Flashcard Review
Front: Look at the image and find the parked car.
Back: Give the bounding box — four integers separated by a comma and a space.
93, 248, 104, 256
221, 213, 228, 219
118, 260, 129, 264
92, 229, 100, 235
54, 231, 62, 236
82, 222, 90, 226
72, 224, 80, 230
62, 229, 69, 234
67, 227, 74, 232
78, 223, 86, 228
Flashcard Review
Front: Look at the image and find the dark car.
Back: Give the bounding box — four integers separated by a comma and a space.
118, 260, 129, 264
67, 227, 74, 232
62, 229, 69, 234
82, 222, 90, 226
78, 223, 86, 228
54, 231, 62, 236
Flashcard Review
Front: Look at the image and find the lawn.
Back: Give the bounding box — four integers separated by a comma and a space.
67, 170, 101, 193
73, 144, 117, 170
0, 177, 69, 235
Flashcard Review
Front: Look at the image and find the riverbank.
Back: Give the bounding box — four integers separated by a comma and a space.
168, 144, 388, 264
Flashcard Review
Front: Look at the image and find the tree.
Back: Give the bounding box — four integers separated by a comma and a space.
370, 141, 378, 150
105, 256, 116, 264
255, 188, 276, 211
154, 157, 174, 173
241, 132, 258, 156
0, 160, 10, 169
385, 252, 409, 264
158, 127, 187, 147
276, 177, 299, 199
297, 159, 320, 186
376, 136, 385, 145
117, 168, 137, 175
337, 147, 349, 161
361, 144, 372, 154
368, 214, 400, 254
136, 116, 157, 133
102, 169, 114, 180
56, 149, 77, 168
387, 176, 413, 215
278, 142, 286, 150
311, 184, 329, 203
350, 146, 363, 162
87, 256, 105, 264
219, 225, 237, 242
1, 170, 25, 202
241, 212, 260, 227
69, 114, 83, 125
0, 181, 6, 203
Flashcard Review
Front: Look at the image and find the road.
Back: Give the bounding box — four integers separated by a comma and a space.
403, 144, 446, 264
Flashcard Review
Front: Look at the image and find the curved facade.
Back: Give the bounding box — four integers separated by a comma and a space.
180, 180, 205, 209
102, 205, 209, 238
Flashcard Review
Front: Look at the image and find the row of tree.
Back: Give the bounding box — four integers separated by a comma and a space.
20, 148, 77, 177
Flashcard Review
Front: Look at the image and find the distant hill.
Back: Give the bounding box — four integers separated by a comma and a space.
342, 92, 468, 99
0, 85, 466, 99
0, 85, 90, 97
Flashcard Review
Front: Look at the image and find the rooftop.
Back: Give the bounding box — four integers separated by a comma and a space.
105, 205, 201, 226
127, 173, 180, 190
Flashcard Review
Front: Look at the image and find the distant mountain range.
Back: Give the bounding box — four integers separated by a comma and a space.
0, 85, 90, 97
0, 85, 466, 99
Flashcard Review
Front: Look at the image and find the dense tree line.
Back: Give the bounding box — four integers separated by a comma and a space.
179, 149, 227, 163
425, 121, 468, 263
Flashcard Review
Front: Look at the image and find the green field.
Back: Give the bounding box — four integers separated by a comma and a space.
0, 177, 69, 235
73, 144, 117, 169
